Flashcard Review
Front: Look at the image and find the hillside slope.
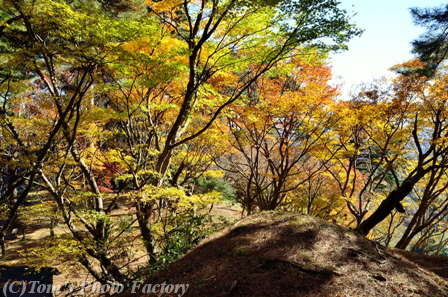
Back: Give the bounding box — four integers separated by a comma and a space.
141, 212, 448, 297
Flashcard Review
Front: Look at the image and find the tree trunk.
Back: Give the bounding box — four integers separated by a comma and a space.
355, 178, 417, 236
50, 216, 55, 237
21, 226, 25, 241
0, 236, 5, 258
395, 205, 425, 249
136, 203, 156, 263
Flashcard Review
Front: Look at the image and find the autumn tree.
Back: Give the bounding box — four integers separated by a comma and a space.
146, 0, 361, 182
0, 0, 362, 284
395, 167, 448, 250
322, 80, 412, 227
0, 0, 151, 283
222, 54, 339, 214
104, 0, 361, 257
288, 166, 346, 221
356, 63, 448, 236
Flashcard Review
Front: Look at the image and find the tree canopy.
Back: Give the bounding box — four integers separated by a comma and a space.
5, 0, 448, 290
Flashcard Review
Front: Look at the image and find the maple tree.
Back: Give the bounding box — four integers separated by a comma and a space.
0, 0, 368, 286
103, 0, 362, 260
322, 80, 411, 227
288, 167, 346, 221
4, 0, 448, 282
355, 62, 448, 236
143, 0, 361, 181
222, 53, 339, 214
395, 167, 448, 250
8, 0, 448, 279
0, 0, 152, 283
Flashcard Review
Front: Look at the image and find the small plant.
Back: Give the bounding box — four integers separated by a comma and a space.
192, 277, 208, 289
324, 266, 335, 272
233, 246, 249, 255
300, 251, 312, 261
290, 218, 306, 226
157, 212, 208, 266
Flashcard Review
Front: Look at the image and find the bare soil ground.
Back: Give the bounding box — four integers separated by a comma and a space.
136, 212, 448, 297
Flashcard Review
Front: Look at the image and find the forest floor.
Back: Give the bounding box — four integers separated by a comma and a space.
1, 200, 242, 295
397, 249, 448, 280
3, 204, 448, 296
138, 212, 448, 297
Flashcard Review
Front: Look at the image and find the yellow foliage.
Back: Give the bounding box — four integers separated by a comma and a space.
203, 170, 225, 179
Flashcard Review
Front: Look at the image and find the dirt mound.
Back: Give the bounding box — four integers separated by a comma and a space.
138, 212, 448, 297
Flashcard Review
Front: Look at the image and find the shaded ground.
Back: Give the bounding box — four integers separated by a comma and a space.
136, 212, 448, 297
398, 250, 448, 280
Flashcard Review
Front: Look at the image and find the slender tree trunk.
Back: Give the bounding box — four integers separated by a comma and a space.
0, 237, 5, 258
395, 205, 426, 249
136, 203, 156, 263
50, 216, 56, 237
21, 225, 25, 241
